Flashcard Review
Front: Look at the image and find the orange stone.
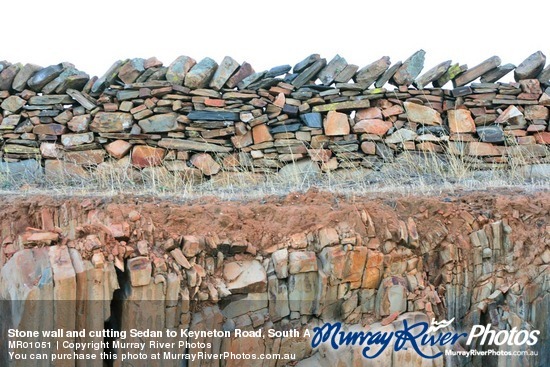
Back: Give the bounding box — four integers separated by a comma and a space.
353, 119, 393, 136
524, 105, 549, 120
273, 92, 285, 108
231, 131, 253, 148
448, 109, 476, 133
252, 124, 273, 144
467, 142, 501, 156
404, 102, 442, 125
534, 132, 550, 144
360, 141, 377, 155
190, 153, 221, 176
204, 98, 226, 107
324, 111, 350, 136
105, 139, 132, 159
382, 105, 404, 118
356, 107, 382, 121
416, 142, 443, 152
131, 145, 166, 168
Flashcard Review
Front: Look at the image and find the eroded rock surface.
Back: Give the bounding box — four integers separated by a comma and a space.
0, 191, 548, 367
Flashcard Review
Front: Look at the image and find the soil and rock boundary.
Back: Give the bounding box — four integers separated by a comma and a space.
0, 189, 548, 366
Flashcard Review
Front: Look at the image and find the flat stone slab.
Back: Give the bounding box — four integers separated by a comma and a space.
477, 125, 504, 143
187, 110, 239, 121
453, 56, 501, 87
27, 63, 64, 92
515, 51, 546, 81
209, 56, 239, 90
138, 113, 178, 133
318, 55, 348, 85
355, 56, 391, 88
300, 112, 322, 128
312, 99, 370, 112
391, 50, 425, 86
158, 138, 232, 152
414, 60, 451, 89
481, 63, 515, 83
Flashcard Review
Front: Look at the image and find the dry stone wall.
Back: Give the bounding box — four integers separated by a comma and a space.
0, 51, 549, 180
0, 194, 548, 366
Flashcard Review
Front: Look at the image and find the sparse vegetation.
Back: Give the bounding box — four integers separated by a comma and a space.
1, 143, 548, 200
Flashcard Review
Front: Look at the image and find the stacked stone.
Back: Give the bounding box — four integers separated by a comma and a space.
0, 51, 549, 180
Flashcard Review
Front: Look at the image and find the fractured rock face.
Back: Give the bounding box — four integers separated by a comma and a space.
224, 260, 267, 294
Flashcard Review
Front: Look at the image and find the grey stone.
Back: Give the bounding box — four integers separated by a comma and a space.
300, 112, 322, 128
278, 159, 321, 179
28, 95, 73, 105
293, 54, 320, 73
0, 95, 26, 113
433, 63, 468, 88
481, 63, 516, 83
237, 71, 266, 90
27, 63, 65, 92
318, 55, 348, 85
292, 58, 327, 88
355, 56, 391, 88
66, 89, 96, 110
391, 50, 426, 86
384, 129, 417, 144
414, 60, 452, 89
288, 272, 319, 315
520, 164, 550, 180
270, 123, 302, 134
91, 59, 126, 94
184, 57, 218, 89
452, 86, 472, 97
248, 77, 279, 90
138, 113, 178, 133
416, 125, 449, 136
12, 63, 42, 91
537, 64, 550, 86
0, 115, 21, 130
209, 56, 239, 90
116, 90, 140, 101
376, 143, 393, 161
334, 63, 359, 83
477, 125, 504, 143
268, 275, 290, 322
0, 63, 22, 90
453, 56, 501, 87
187, 110, 239, 121
56, 73, 90, 93
61, 132, 94, 147
166, 55, 196, 85
265, 64, 291, 78
0, 159, 43, 180
515, 51, 546, 81
42, 67, 80, 94
375, 61, 402, 88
